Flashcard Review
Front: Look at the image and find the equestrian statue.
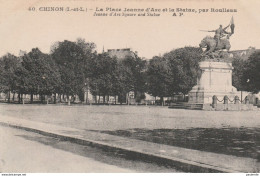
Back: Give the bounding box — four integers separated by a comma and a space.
199, 17, 235, 59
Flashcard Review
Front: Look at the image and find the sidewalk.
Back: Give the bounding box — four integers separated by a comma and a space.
0, 115, 259, 173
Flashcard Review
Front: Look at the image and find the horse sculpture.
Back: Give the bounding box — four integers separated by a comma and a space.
199, 36, 231, 58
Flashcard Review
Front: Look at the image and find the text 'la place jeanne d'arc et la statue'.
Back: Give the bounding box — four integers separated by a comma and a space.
95, 7, 238, 13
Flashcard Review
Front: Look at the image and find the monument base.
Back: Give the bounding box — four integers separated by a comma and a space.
177, 60, 257, 111
188, 61, 239, 104
188, 87, 239, 104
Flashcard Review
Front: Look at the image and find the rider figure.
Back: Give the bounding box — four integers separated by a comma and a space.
208, 24, 230, 47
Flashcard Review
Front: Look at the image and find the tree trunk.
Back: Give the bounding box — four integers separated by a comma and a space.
72, 95, 74, 102
85, 89, 88, 104
40, 94, 44, 103
67, 94, 70, 105
18, 93, 21, 104
7, 90, 10, 103
160, 96, 164, 106
119, 94, 122, 104
114, 96, 117, 104
12, 92, 15, 102
54, 94, 56, 104
120, 94, 122, 104
94, 96, 97, 103
30, 93, 33, 104
22, 94, 24, 104
103, 95, 106, 104
71, 95, 74, 103
66, 94, 69, 102
127, 93, 129, 105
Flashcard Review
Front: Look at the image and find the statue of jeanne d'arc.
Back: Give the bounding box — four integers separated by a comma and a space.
208, 24, 230, 46
199, 16, 235, 58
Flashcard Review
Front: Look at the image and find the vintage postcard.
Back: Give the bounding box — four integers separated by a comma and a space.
0, 0, 259, 174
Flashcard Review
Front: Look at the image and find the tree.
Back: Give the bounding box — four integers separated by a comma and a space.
51, 39, 95, 102
22, 48, 61, 103
0, 53, 21, 102
51, 40, 84, 100
121, 55, 147, 101
111, 59, 133, 104
242, 51, 260, 93
146, 56, 170, 104
76, 38, 96, 56
163, 47, 202, 96
232, 57, 246, 91
13, 65, 30, 103
88, 53, 117, 103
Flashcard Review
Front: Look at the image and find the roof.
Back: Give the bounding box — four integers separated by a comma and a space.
107, 48, 136, 60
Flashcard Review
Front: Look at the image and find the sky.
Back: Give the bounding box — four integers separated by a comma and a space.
0, 0, 260, 59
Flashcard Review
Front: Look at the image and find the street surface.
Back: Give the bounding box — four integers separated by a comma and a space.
0, 125, 179, 172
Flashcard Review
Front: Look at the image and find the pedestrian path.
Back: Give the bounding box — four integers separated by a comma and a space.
0, 115, 259, 173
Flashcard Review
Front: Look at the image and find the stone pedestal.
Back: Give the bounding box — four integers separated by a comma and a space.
188, 61, 239, 104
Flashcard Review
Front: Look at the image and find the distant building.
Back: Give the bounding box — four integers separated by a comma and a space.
107, 48, 137, 61
229, 47, 259, 60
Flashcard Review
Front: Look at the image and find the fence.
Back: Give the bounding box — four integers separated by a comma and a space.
212, 95, 249, 108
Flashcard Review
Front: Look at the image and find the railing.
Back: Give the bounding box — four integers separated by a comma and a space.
212, 95, 249, 108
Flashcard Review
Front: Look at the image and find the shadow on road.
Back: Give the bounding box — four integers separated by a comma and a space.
94, 127, 260, 161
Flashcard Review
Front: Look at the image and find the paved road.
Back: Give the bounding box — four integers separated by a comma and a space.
0, 125, 179, 173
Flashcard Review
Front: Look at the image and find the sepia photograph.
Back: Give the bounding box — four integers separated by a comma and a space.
0, 0, 259, 174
